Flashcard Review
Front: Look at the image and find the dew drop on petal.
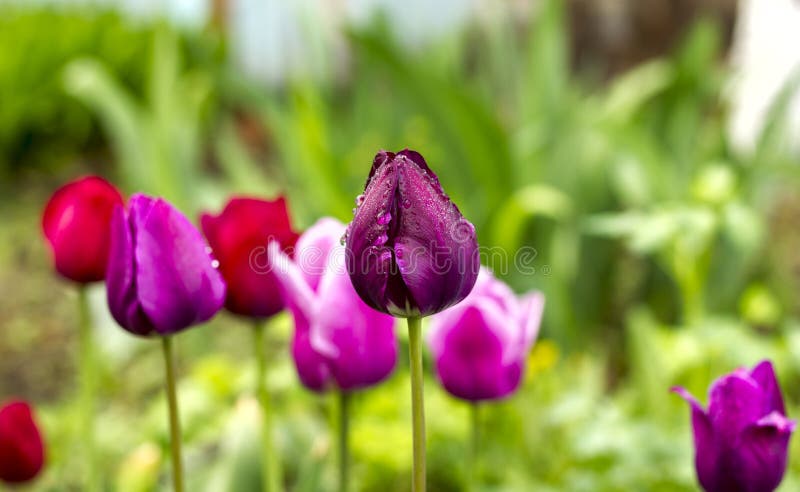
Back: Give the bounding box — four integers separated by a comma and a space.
211, 259, 220, 269
377, 211, 392, 225
374, 233, 389, 246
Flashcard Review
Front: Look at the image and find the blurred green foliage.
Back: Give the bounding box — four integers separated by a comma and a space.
3, 0, 800, 491
0, 7, 221, 175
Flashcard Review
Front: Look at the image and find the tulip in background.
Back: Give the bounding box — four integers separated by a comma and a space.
201, 196, 300, 492
672, 360, 796, 492
345, 149, 480, 491
270, 218, 397, 492
427, 267, 544, 488
106, 193, 226, 492
0, 400, 45, 485
41, 175, 123, 491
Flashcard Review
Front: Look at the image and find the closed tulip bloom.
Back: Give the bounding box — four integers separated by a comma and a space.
427, 268, 544, 402
0, 400, 45, 484
201, 197, 300, 318
345, 149, 479, 318
106, 194, 226, 336
672, 360, 796, 492
270, 218, 397, 392
42, 176, 124, 283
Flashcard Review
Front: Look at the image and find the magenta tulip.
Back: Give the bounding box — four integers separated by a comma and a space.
427, 267, 544, 402
106, 194, 226, 337
345, 149, 479, 318
672, 360, 796, 492
270, 218, 397, 392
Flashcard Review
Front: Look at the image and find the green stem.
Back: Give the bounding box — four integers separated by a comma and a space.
161, 336, 184, 492
338, 391, 350, 492
77, 287, 99, 492
468, 403, 480, 492
407, 316, 426, 492
254, 321, 282, 492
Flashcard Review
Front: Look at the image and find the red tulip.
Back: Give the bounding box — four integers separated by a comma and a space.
0, 400, 45, 484
42, 176, 124, 283
201, 197, 300, 318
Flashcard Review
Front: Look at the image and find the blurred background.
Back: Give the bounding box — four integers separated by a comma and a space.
2, 0, 800, 490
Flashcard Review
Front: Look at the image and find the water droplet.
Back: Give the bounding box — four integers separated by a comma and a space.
211, 259, 220, 269
375, 233, 388, 245
377, 211, 392, 225
205, 246, 212, 254
402, 198, 412, 209
355, 194, 365, 206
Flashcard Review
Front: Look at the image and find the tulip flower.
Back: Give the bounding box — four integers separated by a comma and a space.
201, 196, 299, 492
270, 218, 397, 492
0, 400, 45, 484
428, 267, 544, 402
345, 149, 479, 492
42, 175, 124, 284
201, 197, 299, 318
345, 149, 479, 318
42, 175, 122, 491
106, 193, 226, 492
672, 360, 796, 492
107, 194, 226, 337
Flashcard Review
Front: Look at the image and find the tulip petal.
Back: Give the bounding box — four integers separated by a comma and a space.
135, 197, 226, 335
291, 321, 332, 392
750, 360, 786, 415
708, 371, 768, 439
347, 153, 406, 313
294, 217, 344, 292
393, 153, 479, 316
518, 291, 545, 359
268, 242, 317, 327
671, 386, 720, 492
269, 240, 332, 392
106, 203, 154, 336
728, 412, 796, 492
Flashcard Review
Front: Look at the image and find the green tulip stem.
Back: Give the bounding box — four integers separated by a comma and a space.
338, 390, 351, 492
77, 286, 99, 492
161, 336, 185, 492
254, 320, 282, 492
468, 402, 481, 492
407, 316, 426, 492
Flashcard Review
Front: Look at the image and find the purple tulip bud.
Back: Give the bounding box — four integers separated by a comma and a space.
672, 360, 796, 492
345, 149, 480, 318
427, 267, 544, 402
106, 194, 227, 336
270, 218, 398, 392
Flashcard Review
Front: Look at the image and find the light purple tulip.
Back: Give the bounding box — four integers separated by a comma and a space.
269, 218, 397, 392
345, 149, 480, 318
672, 360, 796, 492
427, 267, 544, 402
106, 194, 226, 336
